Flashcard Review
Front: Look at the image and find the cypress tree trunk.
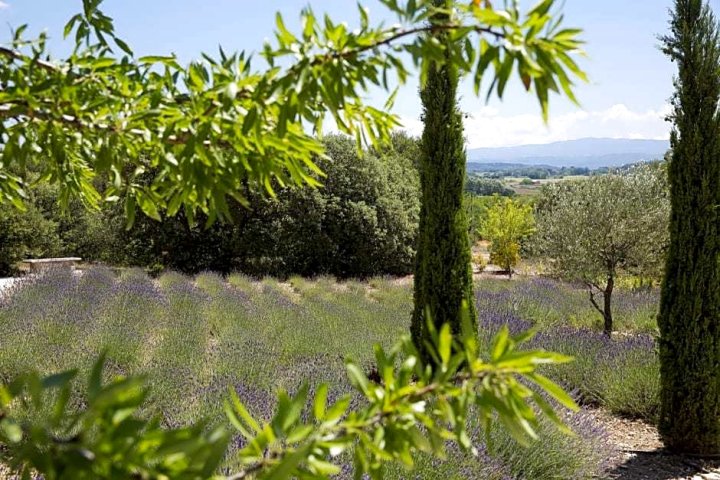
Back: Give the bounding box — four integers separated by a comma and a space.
411, 0, 477, 363
658, 0, 720, 455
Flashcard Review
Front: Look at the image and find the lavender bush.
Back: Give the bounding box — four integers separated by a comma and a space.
476, 280, 661, 422
0, 268, 642, 478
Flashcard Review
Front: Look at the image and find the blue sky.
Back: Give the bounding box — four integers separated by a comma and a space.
2, 0, 717, 147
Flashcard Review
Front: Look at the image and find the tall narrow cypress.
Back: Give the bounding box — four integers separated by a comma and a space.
411, 0, 477, 362
658, 0, 720, 455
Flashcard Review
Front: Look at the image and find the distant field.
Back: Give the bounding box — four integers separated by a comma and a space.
503, 175, 591, 196
0, 268, 659, 478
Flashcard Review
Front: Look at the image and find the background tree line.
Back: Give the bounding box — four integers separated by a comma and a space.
0, 133, 421, 278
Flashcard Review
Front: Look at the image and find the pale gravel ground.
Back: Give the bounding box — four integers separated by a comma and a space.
0, 278, 17, 292
593, 409, 720, 480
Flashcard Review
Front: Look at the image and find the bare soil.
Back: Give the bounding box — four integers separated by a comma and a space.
592, 409, 720, 480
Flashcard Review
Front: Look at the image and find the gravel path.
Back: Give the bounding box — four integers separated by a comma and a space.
0, 277, 17, 292
594, 409, 720, 480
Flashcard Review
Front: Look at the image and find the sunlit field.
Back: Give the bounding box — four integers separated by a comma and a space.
0, 268, 661, 478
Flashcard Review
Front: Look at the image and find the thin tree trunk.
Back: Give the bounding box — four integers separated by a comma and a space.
603, 275, 614, 336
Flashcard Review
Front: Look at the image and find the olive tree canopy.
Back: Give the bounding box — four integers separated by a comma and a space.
534, 164, 670, 334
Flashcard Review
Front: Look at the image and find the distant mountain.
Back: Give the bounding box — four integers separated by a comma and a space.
467, 138, 669, 169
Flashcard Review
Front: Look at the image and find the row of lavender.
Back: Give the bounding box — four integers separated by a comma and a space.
0, 268, 655, 478
476, 283, 660, 421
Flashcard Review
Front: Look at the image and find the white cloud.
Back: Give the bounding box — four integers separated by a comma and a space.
0, 2, 9, 9
398, 103, 672, 148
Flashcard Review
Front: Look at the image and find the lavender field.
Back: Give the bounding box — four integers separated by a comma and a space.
0, 268, 660, 479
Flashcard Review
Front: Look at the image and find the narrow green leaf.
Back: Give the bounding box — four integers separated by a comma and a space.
313, 383, 328, 421
87, 351, 107, 401
527, 373, 579, 411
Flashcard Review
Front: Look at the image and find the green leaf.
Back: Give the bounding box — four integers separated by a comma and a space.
136, 190, 161, 221
42, 369, 78, 389
88, 351, 107, 401
275, 12, 296, 45
0, 385, 14, 408
490, 326, 510, 361
114, 37, 133, 56
438, 323, 452, 367
496, 53, 515, 98
346, 362, 370, 396
124, 195, 136, 230
0, 419, 23, 443
532, 392, 573, 435
63, 15, 82, 38
229, 387, 262, 434
527, 373, 579, 411
528, 0, 554, 17
266, 444, 312, 480
224, 399, 252, 439
139, 55, 178, 66
324, 395, 351, 423
308, 456, 342, 476
286, 424, 314, 443
242, 107, 258, 135
313, 383, 328, 421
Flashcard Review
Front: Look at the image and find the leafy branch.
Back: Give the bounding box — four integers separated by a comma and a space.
0, 313, 578, 480
0, 0, 586, 225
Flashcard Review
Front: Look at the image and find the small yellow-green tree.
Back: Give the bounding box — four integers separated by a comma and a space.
482, 197, 535, 278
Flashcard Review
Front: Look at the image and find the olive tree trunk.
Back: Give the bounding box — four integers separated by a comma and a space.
589, 275, 614, 336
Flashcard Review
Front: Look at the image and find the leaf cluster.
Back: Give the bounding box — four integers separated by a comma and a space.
534, 164, 670, 285
0, 0, 585, 225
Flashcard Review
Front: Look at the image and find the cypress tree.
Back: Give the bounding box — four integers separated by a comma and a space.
658, 0, 720, 455
411, 0, 477, 362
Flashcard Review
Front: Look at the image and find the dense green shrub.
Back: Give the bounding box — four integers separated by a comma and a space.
149, 133, 417, 277
114, 207, 241, 274
0, 134, 420, 277
465, 175, 515, 196
482, 197, 535, 277
231, 134, 420, 277
0, 186, 62, 276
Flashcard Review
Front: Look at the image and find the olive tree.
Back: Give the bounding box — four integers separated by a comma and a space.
534, 164, 669, 335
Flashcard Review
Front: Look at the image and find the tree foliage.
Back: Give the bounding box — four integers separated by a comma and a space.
411, 0, 478, 364
0, 0, 585, 224
465, 175, 515, 196
231, 134, 420, 277
534, 164, 669, 335
482, 197, 535, 277
658, 0, 720, 455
